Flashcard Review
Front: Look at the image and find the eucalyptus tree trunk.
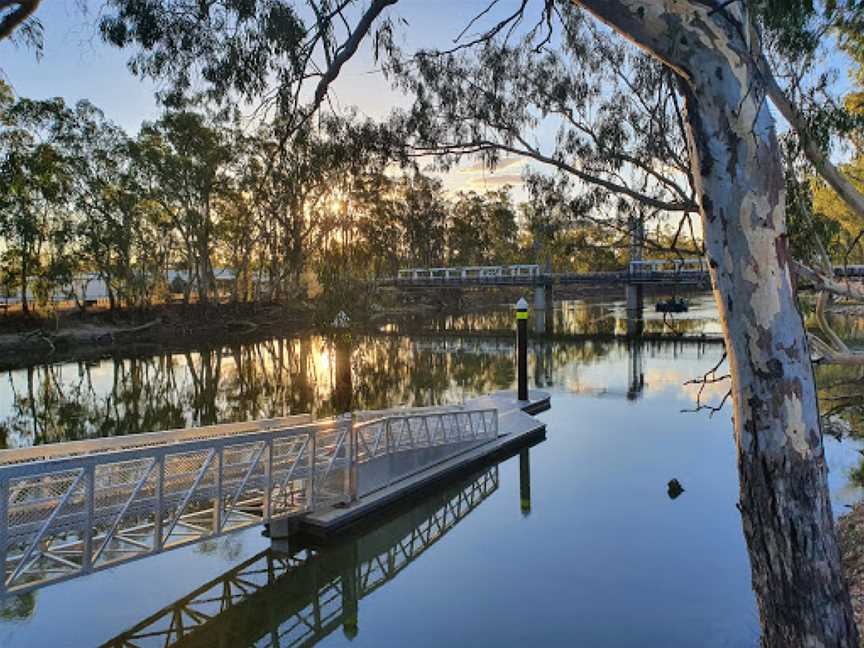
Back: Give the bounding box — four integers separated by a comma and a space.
573, 1, 858, 644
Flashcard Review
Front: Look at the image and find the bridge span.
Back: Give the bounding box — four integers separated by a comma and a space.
382, 262, 710, 288
382, 262, 712, 336
382, 261, 864, 291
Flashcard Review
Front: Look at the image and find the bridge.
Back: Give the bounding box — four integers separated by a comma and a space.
381, 261, 711, 336
0, 391, 547, 596
384, 261, 864, 289
102, 462, 504, 648
382, 261, 710, 289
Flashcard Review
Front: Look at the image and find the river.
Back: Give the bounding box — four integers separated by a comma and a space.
1, 293, 862, 647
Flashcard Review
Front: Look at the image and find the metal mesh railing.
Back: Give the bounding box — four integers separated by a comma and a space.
354, 409, 498, 497
0, 407, 498, 594
0, 415, 314, 466
0, 418, 347, 594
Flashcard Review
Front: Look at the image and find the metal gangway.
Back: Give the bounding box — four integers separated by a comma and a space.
0, 406, 498, 595
102, 465, 499, 648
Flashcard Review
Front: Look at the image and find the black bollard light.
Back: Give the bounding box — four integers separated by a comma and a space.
516, 297, 529, 401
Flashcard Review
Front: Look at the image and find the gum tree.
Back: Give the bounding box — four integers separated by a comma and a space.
0, 93, 75, 315
567, 3, 859, 644
132, 111, 235, 306
65, 102, 143, 311
386, 6, 698, 262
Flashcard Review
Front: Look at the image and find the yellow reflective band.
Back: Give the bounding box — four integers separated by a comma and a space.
516, 311, 529, 320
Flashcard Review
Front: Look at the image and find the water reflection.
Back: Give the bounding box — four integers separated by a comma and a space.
0, 334, 723, 450
627, 339, 645, 400
9, 295, 864, 646
805, 301, 864, 479
519, 448, 531, 517
101, 463, 504, 648
0, 295, 724, 454
387, 294, 721, 339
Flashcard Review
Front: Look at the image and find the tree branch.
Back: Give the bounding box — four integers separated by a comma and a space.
409, 139, 697, 213
750, 27, 864, 222
793, 261, 864, 302
312, 0, 397, 111
0, 0, 39, 42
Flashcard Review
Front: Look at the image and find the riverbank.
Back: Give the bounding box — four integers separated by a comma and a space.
0, 285, 715, 371
838, 505, 864, 630
0, 293, 489, 370
0, 302, 303, 370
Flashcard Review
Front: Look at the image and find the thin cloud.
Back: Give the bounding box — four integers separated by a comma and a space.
457, 156, 528, 174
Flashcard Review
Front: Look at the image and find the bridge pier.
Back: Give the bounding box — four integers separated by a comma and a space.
534, 341, 553, 388
627, 339, 645, 400
625, 284, 644, 336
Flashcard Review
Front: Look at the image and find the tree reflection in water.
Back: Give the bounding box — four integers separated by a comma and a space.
0, 328, 719, 451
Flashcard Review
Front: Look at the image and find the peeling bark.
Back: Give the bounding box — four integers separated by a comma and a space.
573, 1, 858, 645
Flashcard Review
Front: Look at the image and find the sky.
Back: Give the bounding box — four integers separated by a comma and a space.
0, 1, 857, 202
0, 0, 538, 195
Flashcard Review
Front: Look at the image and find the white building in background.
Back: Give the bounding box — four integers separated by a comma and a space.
0, 268, 245, 306
0, 273, 110, 306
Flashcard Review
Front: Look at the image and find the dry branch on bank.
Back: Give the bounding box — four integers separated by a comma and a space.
793, 262, 864, 365
838, 506, 864, 635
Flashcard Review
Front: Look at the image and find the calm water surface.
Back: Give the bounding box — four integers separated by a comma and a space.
0, 294, 862, 647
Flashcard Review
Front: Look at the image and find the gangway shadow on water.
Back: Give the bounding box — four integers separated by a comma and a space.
99, 457, 525, 648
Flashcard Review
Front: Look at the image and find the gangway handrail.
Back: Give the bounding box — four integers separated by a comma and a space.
352, 408, 497, 498
0, 414, 314, 466
354, 409, 497, 464
353, 403, 467, 422
0, 406, 499, 595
